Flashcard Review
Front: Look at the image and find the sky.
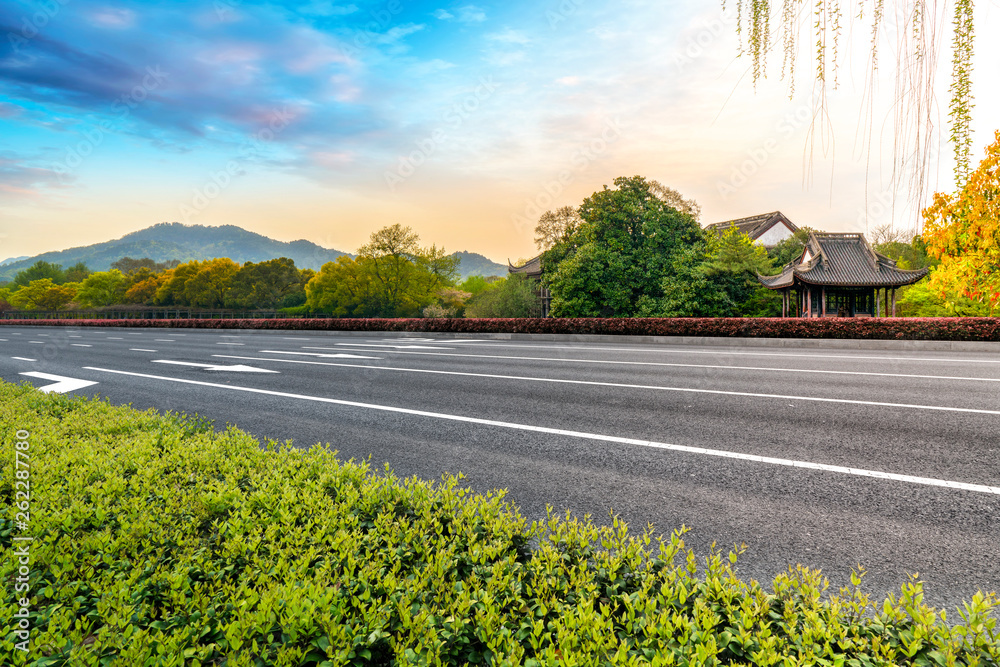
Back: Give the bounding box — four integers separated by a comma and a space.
1, 0, 998, 263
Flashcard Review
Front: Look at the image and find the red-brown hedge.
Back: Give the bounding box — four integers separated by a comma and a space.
3, 317, 1000, 340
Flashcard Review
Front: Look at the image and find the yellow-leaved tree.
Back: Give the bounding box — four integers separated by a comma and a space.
921, 130, 1000, 315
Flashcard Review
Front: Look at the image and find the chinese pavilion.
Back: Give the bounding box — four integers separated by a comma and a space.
758, 232, 929, 317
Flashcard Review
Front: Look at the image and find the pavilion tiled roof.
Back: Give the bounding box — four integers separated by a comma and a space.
759, 232, 929, 288
508, 254, 542, 277
705, 211, 798, 243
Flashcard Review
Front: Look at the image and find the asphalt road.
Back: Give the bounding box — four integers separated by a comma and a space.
2, 324, 998, 611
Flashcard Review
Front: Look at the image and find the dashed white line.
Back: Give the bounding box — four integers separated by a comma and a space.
11, 357, 36, 361
107, 337, 124, 340
81, 365, 1000, 496
217, 342, 245, 345
218, 353, 1000, 417
299, 347, 1000, 384
130, 348, 158, 352
29, 341, 44, 344
71, 344, 92, 347
155, 339, 176, 342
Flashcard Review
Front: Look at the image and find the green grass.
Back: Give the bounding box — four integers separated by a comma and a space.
1, 381, 997, 666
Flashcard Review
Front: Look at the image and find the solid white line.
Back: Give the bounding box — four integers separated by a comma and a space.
81, 365, 1000, 496
11, 357, 36, 361
298, 347, 1000, 384
407, 341, 1000, 365
334, 342, 455, 350
130, 348, 158, 352
71, 344, 92, 347
218, 354, 1000, 416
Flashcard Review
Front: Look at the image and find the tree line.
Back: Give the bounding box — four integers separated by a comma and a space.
0, 226, 539, 317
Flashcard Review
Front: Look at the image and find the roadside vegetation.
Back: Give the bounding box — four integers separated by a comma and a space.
2, 382, 999, 665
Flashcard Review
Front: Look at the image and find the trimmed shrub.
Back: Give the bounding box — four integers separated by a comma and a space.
1, 383, 998, 665
5, 316, 1000, 341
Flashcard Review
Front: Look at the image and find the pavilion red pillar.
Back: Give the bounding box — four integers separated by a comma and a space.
806, 289, 812, 318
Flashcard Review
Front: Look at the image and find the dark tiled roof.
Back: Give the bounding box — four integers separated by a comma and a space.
705, 211, 798, 243
508, 254, 542, 276
758, 232, 929, 288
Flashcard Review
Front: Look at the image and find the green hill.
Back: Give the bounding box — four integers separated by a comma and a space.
0, 223, 349, 281
452, 251, 507, 279
0, 223, 507, 283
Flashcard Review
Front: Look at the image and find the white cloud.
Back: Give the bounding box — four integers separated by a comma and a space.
299, 2, 359, 17
89, 7, 137, 29
432, 9, 454, 20
487, 28, 530, 45
457, 5, 487, 23
408, 59, 457, 76
556, 76, 580, 86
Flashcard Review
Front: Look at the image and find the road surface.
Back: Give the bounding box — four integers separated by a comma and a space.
2, 324, 998, 610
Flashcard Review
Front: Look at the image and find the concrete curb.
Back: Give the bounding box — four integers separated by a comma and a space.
7, 323, 1000, 352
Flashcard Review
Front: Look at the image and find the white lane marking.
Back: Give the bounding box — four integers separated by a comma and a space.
69, 335, 82, 338
299, 347, 1000, 384
283, 337, 311, 341
220, 335, 241, 338
151, 360, 278, 373
217, 354, 1000, 416
71, 344, 92, 347
261, 350, 381, 359
130, 348, 158, 352
155, 339, 176, 342
12, 333, 22, 335
333, 343, 455, 350
127, 333, 143, 335
82, 365, 1000, 496
11, 357, 36, 361
36, 333, 49, 336
20, 372, 98, 394
417, 341, 1000, 365
0, 338, 7, 341
107, 337, 123, 340
217, 342, 245, 345
29, 341, 44, 344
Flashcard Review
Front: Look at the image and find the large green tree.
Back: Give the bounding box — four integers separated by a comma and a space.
76, 270, 129, 307
14, 261, 65, 286
226, 258, 308, 309
543, 176, 704, 317
9, 279, 77, 310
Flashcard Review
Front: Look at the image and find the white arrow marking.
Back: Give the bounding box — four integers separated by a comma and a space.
20, 372, 99, 394
151, 360, 278, 373
259, 350, 381, 360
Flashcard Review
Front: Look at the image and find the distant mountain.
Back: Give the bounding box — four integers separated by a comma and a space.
451, 251, 507, 280
0, 223, 350, 281
0, 222, 509, 283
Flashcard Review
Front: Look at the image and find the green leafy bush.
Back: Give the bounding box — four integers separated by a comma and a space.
1, 383, 998, 665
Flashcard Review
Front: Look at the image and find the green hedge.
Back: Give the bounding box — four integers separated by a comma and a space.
1, 382, 997, 666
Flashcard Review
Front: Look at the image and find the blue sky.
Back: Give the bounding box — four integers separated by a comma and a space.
1, 0, 998, 262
